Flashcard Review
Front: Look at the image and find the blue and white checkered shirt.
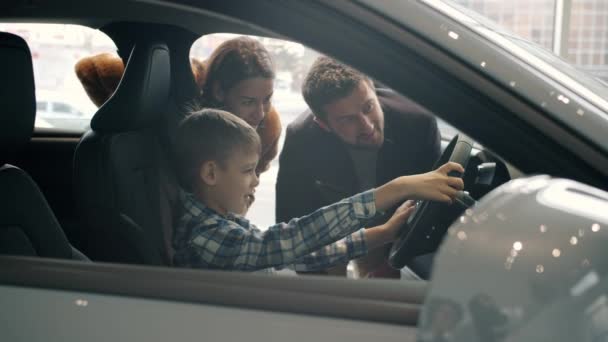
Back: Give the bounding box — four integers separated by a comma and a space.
173, 189, 376, 272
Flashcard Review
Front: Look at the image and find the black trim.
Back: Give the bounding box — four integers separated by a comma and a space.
32, 129, 83, 139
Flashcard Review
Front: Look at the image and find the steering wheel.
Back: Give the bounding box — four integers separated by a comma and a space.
388, 134, 476, 269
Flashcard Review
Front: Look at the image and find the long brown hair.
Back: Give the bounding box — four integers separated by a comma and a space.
200, 36, 275, 107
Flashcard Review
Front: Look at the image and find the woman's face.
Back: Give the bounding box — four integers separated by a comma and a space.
216, 77, 274, 129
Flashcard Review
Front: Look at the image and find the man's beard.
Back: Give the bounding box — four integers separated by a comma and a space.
351, 127, 384, 150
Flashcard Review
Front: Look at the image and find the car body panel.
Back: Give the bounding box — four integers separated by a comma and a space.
0, 255, 426, 339
421, 176, 608, 341
0, 284, 417, 342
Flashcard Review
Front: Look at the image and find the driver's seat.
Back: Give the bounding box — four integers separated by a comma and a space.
73, 37, 173, 265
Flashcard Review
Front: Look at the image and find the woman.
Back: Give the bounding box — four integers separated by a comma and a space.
194, 36, 281, 174
75, 36, 282, 175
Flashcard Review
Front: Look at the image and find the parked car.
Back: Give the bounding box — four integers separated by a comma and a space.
35, 91, 92, 131
0, 1, 606, 341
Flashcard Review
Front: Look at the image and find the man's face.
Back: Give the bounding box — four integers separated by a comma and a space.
214, 148, 260, 215
319, 81, 385, 149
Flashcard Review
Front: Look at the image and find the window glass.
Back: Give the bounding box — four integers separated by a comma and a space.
0, 23, 117, 132
452, 0, 608, 83
191, 34, 466, 228
452, 0, 556, 50
568, 0, 608, 81
51, 102, 79, 115
36, 101, 48, 112
191, 34, 319, 228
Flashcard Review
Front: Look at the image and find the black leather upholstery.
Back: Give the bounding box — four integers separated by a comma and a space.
92, 40, 171, 132
157, 34, 201, 262
0, 32, 87, 261
73, 39, 175, 265
0, 32, 35, 163
0, 165, 75, 259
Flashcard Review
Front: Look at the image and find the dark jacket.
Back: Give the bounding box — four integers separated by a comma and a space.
276, 89, 441, 223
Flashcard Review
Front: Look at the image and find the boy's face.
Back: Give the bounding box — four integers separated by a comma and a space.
317, 80, 385, 149
213, 148, 260, 215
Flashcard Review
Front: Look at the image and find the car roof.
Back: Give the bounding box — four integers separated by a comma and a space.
0, 0, 279, 38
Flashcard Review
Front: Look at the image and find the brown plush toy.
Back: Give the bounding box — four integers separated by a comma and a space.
74, 53, 282, 174
74, 53, 124, 107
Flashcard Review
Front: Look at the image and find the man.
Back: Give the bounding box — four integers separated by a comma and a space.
276, 57, 441, 278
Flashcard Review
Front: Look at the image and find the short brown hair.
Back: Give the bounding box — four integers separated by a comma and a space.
302, 57, 374, 120
200, 36, 275, 106
174, 107, 261, 191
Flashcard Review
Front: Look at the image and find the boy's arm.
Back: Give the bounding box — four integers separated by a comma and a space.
375, 162, 464, 212
291, 230, 367, 272
178, 190, 377, 271
177, 162, 463, 271
292, 201, 416, 272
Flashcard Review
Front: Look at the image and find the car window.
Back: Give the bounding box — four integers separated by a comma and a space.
51, 101, 81, 116
0, 23, 117, 133
191, 34, 318, 229
449, 0, 608, 100
36, 101, 48, 112
191, 34, 471, 229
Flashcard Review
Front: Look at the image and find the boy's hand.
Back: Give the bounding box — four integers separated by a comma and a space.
380, 200, 416, 242
364, 200, 417, 249
406, 162, 465, 203
374, 162, 465, 214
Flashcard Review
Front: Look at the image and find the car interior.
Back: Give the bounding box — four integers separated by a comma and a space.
0, 32, 87, 261
1, 0, 607, 336
0, 22, 516, 270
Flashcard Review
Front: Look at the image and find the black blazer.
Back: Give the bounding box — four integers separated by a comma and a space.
275, 89, 441, 223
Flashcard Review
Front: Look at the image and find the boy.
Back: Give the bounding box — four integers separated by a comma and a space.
172, 108, 463, 272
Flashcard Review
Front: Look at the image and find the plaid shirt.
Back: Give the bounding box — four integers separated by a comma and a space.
172, 189, 376, 272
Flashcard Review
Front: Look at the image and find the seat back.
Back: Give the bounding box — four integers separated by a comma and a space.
73, 38, 174, 265
0, 32, 87, 261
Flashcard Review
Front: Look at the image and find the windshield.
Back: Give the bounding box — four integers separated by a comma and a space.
444, 0, 608, 102
422, 0, 608, 115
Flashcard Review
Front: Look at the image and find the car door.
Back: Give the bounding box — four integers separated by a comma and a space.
1, 1, 607, 341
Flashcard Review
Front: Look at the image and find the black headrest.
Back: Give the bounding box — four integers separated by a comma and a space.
0, 32, 35, 161
91, 39, 170, 133
162, 37, 200, 149
168, 35, 199, 104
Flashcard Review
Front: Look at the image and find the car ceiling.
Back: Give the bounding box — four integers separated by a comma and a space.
0, 0, 285, 38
